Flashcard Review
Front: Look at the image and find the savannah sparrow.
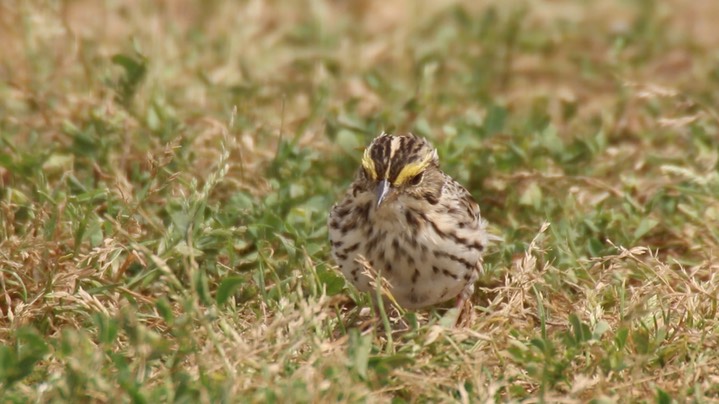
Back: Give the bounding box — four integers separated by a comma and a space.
328, 133, 491, 310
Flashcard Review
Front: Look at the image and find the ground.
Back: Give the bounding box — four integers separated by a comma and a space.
1, 0, 718, 402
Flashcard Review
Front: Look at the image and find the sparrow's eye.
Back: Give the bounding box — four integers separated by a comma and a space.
408, 172, 424, 186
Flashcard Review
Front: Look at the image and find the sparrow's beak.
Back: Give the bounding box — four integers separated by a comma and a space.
375, 179, 391, 207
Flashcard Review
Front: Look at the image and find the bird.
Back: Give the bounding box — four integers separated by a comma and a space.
328, 132, 491, 312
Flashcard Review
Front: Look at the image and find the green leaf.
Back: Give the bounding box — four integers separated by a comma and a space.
348, 329, 372, 380
540, 124, 564, 155
592, 320, 611, 340
174, 241, 204, 257
519, 182, 542, 208
568, 314, 591, 344
368, 354, 414, 376
615, 326, 629, 349
655, 388, 672, 404
111, 53, 147, 107
156, 297, 175, 323
317, 267, 345, 296
633, 217, 659, 240
484, 104, 507, 135
633, 329, 650, 355
41, 153, 74, 173
94, 313, 119, 345
194, 269, 211, 305
216, 276, 246, 305
439, 307, 461, 328
336, 129, 361, 156
0, 327, 49, 386
530, 338, 547, 352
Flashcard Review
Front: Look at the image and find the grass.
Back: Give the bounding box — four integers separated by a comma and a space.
1, 0, 719, 401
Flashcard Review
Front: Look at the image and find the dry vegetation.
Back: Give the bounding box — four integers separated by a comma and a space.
1, 0, 719, 402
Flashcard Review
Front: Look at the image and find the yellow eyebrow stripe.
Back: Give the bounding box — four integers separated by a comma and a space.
361, 147, 378, 180
393, 153, 432, 186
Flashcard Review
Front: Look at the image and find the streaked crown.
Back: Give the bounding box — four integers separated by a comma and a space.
361, 133, 439, 186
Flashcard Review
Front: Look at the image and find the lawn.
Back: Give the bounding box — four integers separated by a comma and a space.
1, 0, 718, 402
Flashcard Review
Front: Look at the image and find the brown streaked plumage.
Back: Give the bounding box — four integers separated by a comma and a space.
328, 133, 492, 311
